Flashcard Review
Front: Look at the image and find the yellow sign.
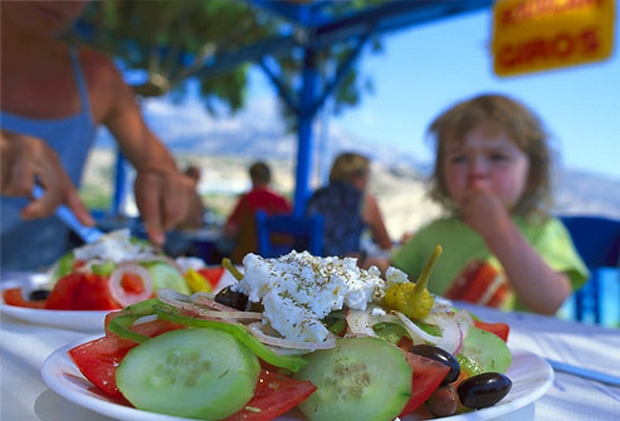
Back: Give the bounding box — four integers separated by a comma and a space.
493, 0, 616, 77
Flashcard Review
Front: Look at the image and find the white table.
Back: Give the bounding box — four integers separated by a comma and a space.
1, 300, 619, 420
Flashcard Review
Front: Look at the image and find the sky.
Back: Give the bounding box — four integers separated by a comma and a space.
246, 6, 620, 181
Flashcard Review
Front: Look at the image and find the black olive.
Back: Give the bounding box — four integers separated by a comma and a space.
410, 344, 461, 385
28, 289, 50, 301
457, 372, 512, 409
214, 286, 249, 310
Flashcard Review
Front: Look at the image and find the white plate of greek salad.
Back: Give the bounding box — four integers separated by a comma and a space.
0, 299, 109, 332
1, 229, 226, 332
42, 341, 552, 421
39, 250, 553, 421
0, 274, 109, 332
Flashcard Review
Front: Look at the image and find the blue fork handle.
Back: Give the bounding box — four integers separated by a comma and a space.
31, 185, 104, 244
546, 359, 620, 387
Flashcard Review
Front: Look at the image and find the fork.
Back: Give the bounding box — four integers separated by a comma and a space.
31, 185, 104, 244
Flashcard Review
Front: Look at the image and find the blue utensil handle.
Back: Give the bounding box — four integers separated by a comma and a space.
31, 185, 103, 244
546, 359, 620, 387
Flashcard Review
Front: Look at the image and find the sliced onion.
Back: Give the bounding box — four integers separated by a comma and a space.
393, 311, 463, 355
157, 287, 194, 306
109, 263, 154, 307
178, 307, 260, 322
191, 293, 243, 313
247, 322, 337, 351
131, 314, 159, 326
345, 309, 380, 338
157, 288, 263, 322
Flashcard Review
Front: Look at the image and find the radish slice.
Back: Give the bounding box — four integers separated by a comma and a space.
427, 308, 473, 350
109, 264, 154, 307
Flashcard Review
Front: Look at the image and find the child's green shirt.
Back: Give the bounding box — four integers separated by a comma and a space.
390, 216, 589, 312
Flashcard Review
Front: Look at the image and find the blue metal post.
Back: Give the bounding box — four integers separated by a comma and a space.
293, 47, 318, 217
112, 150, 126, 216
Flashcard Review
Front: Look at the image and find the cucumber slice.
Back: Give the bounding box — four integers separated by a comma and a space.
145, 262, 191, 294
458, 326, 512, 373
294, 337, 412, 421
116, 328, 260, 419
49, 251, 75, 284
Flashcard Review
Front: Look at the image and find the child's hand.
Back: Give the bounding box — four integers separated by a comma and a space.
460, 184, 511, 239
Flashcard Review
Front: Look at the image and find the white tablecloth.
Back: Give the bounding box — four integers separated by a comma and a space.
1, 301, 619, 421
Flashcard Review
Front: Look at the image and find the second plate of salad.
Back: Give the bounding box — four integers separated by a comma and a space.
1, 229, 230, 332
1, 274, 108, 332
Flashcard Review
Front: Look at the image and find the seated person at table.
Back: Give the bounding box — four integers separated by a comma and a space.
363, 94, 588, 315
162, 164, 211, 257
176, 164, 207, 230
223, 161, 292, 264
306, 152, 392, 258
1, 1, 197, 271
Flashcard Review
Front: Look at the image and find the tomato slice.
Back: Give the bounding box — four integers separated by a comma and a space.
120, 273, 145, 294
473, 320, 510, 342
73, 273, 120, 310
68, 320, 185, 399
103, 311, 124, 335
197, 266, 226, 288
45, 273, 84, 310
45, 273, 120, 311
2, 288, 47, 309
398, 350, 450, 417
222, 369, 317, 421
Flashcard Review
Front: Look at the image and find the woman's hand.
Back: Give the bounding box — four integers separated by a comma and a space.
0, 130, 94, 225
134, 168, 197, 246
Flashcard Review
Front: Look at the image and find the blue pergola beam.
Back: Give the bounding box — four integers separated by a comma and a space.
113, 1, 496, 218
180, 35, 297, 82
311, 31, 371, 116
247, 0, 339, 27
315, 0, 494, 41
258, 57, 300, 114
185, 1, 494, 82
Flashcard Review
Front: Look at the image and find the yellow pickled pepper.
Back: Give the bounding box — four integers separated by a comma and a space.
185, 268, 213, 293
382, 245, 442, 320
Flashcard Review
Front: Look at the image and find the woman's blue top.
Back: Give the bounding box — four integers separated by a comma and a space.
1, 48, 98, 271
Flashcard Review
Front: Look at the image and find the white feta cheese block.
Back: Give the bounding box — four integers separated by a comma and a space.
73, 229, 156, 263
234, 251, 388, 343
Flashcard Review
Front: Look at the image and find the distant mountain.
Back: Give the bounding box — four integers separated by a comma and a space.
96, 95, 619, 220
554, 169, 620, 219
136, 96, 428, 167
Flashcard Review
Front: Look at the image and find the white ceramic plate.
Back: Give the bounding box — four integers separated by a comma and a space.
41, 336, 553, 421
0, 274, 108, 332
0, 268, 237, 333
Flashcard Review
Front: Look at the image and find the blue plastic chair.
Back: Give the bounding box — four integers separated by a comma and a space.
255, 210, 324, 258
560, 215, 620, 323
